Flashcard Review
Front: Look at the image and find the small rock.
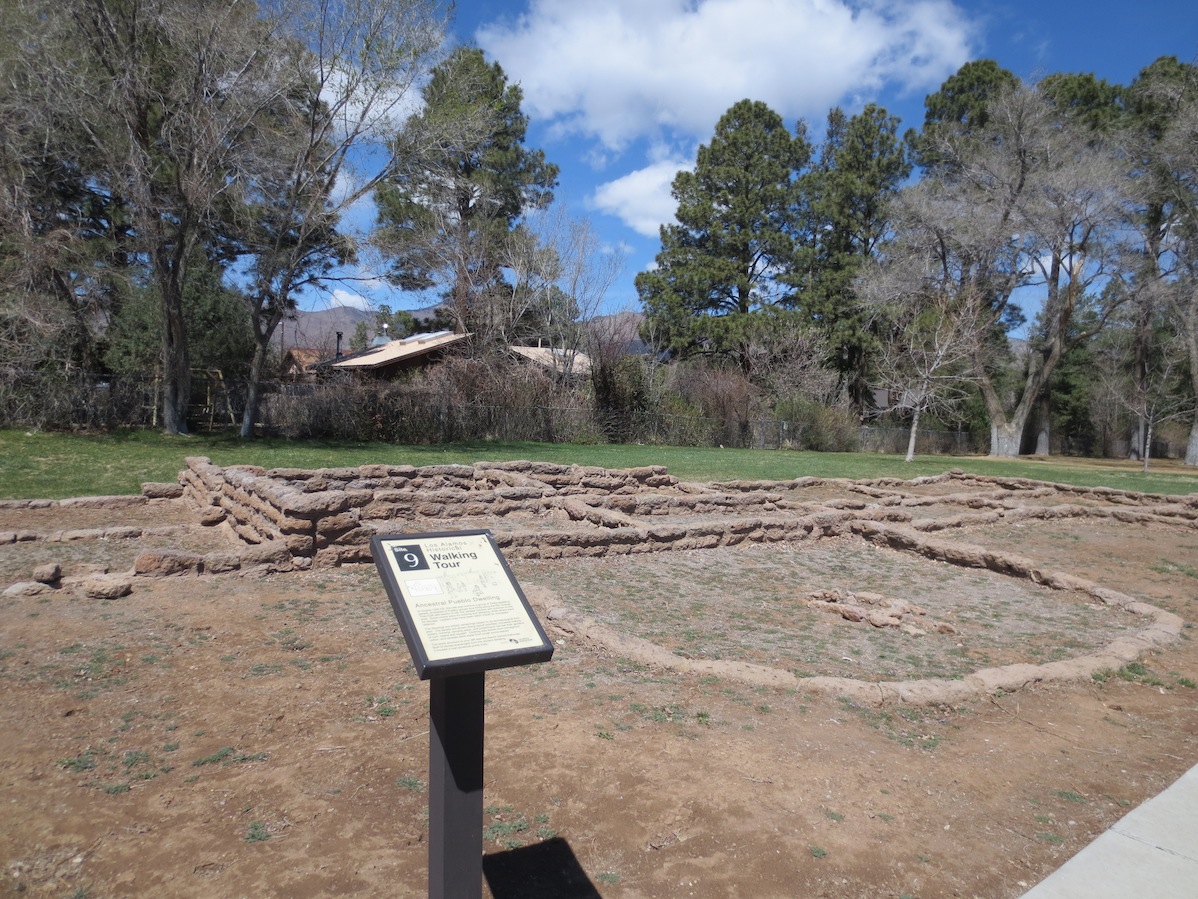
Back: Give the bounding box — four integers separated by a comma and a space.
199, 507, 227, 526
900, 625, 927, 637
33, 563, 62, 584
839, 606, 866, 623
3, 581, 51, 597
867, 611, 901, 628
202, 553, 240, 574
141, 481, 184, 499
81, 577, 133, 600
239, 541, 292, 569
134, 550, 202, 577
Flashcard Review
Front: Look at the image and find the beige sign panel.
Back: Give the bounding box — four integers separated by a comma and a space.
373, 530, 553, 678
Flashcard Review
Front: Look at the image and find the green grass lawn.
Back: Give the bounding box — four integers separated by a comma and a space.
2, 428, 1196, 500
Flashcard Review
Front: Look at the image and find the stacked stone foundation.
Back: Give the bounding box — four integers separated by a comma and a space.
180, 457, 715, 567
179, 457, 1198, 570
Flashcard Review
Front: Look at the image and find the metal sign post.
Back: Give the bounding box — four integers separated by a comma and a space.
429, 671, 484, 898
373, 530, 554, 899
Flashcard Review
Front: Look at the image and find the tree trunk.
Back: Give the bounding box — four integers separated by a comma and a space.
990, 419, 1024, 458
1128, 420, 1143, 461
240, 349, 265, 439
975, 365, 1031, 459
905, 405, 921, 463
1143, 420, 1153, 473
1034, 393, 1050, 455
160, 286, 191, 436
1185, 308, 1198, 466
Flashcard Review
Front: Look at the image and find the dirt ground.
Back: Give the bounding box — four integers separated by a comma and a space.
2, 474, 1197, 898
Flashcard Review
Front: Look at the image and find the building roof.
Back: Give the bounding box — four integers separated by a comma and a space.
282, 347, 324, 371
331, 330, 468, 371
510, 345, 592, 377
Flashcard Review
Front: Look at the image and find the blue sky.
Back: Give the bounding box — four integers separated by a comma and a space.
319, 0, 1198, 317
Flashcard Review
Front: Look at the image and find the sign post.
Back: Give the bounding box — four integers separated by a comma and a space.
372, 530, 554, 899
428, 671, 484, 898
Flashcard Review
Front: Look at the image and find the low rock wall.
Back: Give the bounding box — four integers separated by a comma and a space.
177, 457, 1198, 569
179, 456, 687, 567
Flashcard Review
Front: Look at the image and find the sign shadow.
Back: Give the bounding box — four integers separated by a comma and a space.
482, 837, 603, 898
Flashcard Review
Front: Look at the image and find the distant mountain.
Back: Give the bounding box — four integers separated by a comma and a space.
584, 310, 648, 355
275, 307, 372, 359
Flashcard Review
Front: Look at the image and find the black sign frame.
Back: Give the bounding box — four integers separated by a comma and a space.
372, 529, 554, 679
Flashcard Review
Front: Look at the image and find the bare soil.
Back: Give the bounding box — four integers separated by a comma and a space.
2, 482, 1197, 898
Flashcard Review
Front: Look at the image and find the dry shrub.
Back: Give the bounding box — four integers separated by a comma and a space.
259, 356, 601, 444
775, 396, 862, 452
0, 371, 157, 430
673, 363, 763, 446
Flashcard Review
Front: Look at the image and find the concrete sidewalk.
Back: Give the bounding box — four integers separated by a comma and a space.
1020, 762, 1198, 898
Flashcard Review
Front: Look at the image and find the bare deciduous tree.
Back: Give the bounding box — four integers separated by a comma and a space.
1095, 318, 1194, 470
19, 0, 310, 433
1153, 70, 1198, 465
229, 0, 448, 437
506, 208, 624, 382
860, 234, 977, 462
890, 82, 1132, 457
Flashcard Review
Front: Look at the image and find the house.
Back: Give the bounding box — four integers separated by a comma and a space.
327, 330, 470, 378
509, 344, 592, 379
280, 348, 325, 381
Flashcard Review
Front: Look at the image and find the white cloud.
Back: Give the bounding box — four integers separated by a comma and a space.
329, 289, 373, 311
478, 0, 975, 149
591, 157, 692, 237
317, 56, 428, 145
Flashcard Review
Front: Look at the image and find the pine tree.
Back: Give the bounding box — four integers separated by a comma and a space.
637, 99, 809, 373
375, 47, 558, 348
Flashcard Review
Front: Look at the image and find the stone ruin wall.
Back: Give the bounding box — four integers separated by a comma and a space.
179, 456, 1198, 571
181, 456, 697, 568
172, 456, 1197, 705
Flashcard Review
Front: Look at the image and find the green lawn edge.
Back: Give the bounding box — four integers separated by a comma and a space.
2, 428, 1197, 500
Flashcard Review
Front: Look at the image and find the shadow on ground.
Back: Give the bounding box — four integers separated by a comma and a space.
483, 837, 602, 898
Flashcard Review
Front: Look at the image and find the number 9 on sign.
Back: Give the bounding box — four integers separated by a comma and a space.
391, 544, 429, 572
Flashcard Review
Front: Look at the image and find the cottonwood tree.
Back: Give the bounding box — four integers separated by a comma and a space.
1125, 57, 1198, 465
901, 81, 1131, 457
637, 99, 809, 374
1160, 135, 1198, 465
374, 47, 558, 351
859, 214, 977, 461
34, 0, 312, 434
503, 208, 623, 384
6, 0, 450, 435
226, 0, 448, 437
1166, 258, 1198, 466
1095, 312, 1194, 469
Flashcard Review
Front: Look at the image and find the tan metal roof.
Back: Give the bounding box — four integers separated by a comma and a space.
331, 330, 467, 370
509, 345, 592, 377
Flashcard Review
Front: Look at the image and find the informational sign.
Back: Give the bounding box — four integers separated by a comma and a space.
372, 530, 553, 679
